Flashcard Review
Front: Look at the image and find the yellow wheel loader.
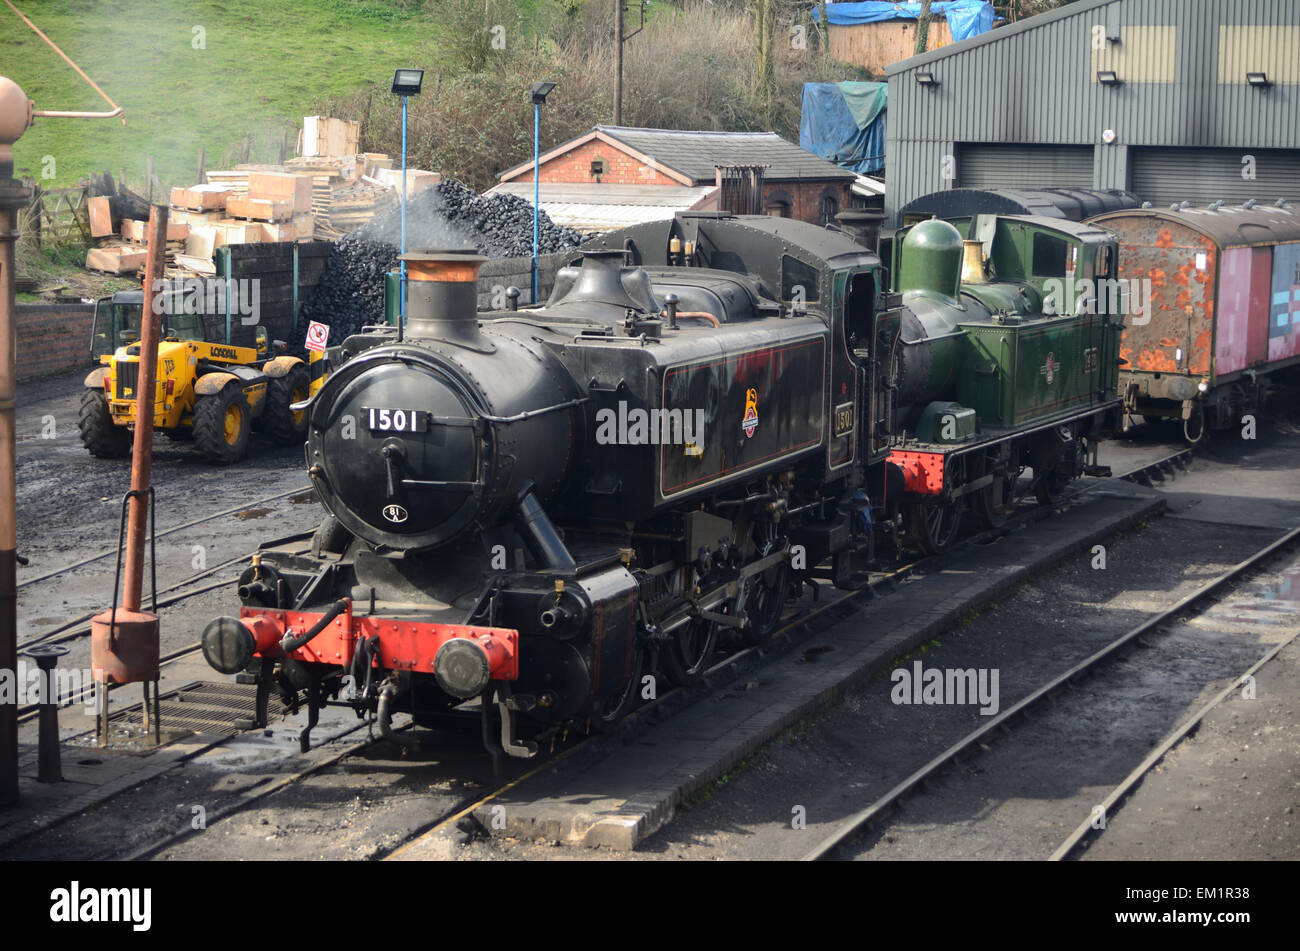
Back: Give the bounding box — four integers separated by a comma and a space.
80, 288, 311, 464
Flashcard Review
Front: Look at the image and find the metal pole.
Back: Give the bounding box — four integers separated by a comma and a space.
224, 247, 232, 344
399, 95, 407, 342
121, 207, 168, 613
614, 0, 624, 125
0, 185, 27, 808
0, 76, 32, 808
533, 101, 540, 303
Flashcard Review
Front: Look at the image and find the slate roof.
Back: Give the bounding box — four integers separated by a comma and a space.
597, 126, 856, 183
497, 126, 857, 185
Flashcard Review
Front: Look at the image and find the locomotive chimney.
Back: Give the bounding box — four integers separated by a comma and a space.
401, 251, 488, 345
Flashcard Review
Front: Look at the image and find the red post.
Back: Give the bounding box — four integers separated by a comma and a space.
90, 206, 165, 746
121, 206, 167, 611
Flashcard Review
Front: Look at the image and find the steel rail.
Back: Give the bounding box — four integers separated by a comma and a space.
17, 483, 312, 590
12, 445, 1193, 853
800, 520, 1300, 861
1050, 623, 1300, 861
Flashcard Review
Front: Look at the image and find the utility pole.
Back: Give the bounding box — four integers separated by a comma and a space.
614, 0, 623, 125
613, 1, 646, 125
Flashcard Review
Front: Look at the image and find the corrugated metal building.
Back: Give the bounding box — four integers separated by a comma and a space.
885, 0, 1300, 225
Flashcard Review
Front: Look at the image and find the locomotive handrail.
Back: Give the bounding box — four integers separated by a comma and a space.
479, 396, 589, 425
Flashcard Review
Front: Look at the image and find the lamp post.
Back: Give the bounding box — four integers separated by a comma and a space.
391, 68, 424, 341
530, 81, 556, 304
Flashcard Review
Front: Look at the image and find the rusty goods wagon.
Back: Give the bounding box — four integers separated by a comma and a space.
1089, 203, 1300, 442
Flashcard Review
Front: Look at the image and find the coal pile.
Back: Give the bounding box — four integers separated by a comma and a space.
300, 179, 583, 339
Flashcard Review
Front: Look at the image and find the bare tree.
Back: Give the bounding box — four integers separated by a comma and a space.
914, 0, 933, 55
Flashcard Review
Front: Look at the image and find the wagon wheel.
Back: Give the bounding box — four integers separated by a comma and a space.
977, 470, 1016, 529
661, 608, 721, 687
910, 497, 962, 555
1032, 427, 1077, 506
590, 643, 646, 732
909, 455, 964, 555
741, 535, 791, 646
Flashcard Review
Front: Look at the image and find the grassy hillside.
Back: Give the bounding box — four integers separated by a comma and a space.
2, 0, 438, 191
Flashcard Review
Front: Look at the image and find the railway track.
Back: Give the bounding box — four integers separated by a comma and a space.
799, 519, 1300, 862
10, 443, 1193, 857
377, 446, 1196, 860
16, 483, 312, 592
14, 482, 316, 655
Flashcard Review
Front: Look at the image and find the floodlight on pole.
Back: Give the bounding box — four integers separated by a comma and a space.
530, 82, 556, 304
391, 69, 424, 341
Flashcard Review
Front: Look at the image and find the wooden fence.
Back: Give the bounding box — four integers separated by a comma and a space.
16, 183, 90, 247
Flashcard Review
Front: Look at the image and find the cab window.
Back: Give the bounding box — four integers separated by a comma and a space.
116, 304, 142, 344
1031, 233, 1069, 278
165, 312, 206, 341
781, 255, 821, 304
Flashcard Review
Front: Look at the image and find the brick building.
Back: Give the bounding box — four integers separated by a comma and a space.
494, 126, 857, 229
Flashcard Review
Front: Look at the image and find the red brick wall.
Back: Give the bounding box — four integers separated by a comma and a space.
760, 180, 854, 225
510, 139, 682, 186
16, 302, 95, 382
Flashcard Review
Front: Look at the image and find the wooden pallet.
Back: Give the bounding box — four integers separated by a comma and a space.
226, 196, 295, 222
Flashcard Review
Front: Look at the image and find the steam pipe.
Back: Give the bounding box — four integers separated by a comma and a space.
279, 599, 349, 654
516, 486, 576, 570
377, 679, 419, 747
32, 108, 123, 119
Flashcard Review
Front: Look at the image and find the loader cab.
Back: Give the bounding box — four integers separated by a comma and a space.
160, 310, 208, 344
90, 291, 145, 363
91, 286, 216, 363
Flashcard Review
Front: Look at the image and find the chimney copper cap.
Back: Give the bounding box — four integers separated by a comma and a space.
401, 251, 488, 283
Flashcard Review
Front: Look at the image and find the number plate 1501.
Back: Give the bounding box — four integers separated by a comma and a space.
364, 407, 428, 433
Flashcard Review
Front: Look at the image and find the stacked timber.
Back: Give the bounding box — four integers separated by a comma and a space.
317, 180, 397, 238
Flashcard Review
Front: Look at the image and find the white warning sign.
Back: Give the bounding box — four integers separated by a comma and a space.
305, 320, 330, 353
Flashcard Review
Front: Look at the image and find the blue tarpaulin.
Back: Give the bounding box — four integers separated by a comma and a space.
800, 82, 887, 174
815, 2, 995, 42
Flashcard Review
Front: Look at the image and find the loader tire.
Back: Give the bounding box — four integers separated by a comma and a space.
262, 364, 310, 445
194, 381, 251, 464
78, 388, 130, 458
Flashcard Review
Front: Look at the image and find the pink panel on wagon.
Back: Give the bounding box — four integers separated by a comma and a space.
1247, 247, 1273, 367
1216, 248, 1252, 375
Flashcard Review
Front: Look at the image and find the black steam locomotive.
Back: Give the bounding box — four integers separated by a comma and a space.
201, 212, 1123, 763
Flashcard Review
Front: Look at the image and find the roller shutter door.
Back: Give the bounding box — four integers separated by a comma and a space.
956, 144, 1094, 190
1131, 147, 1300, 207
